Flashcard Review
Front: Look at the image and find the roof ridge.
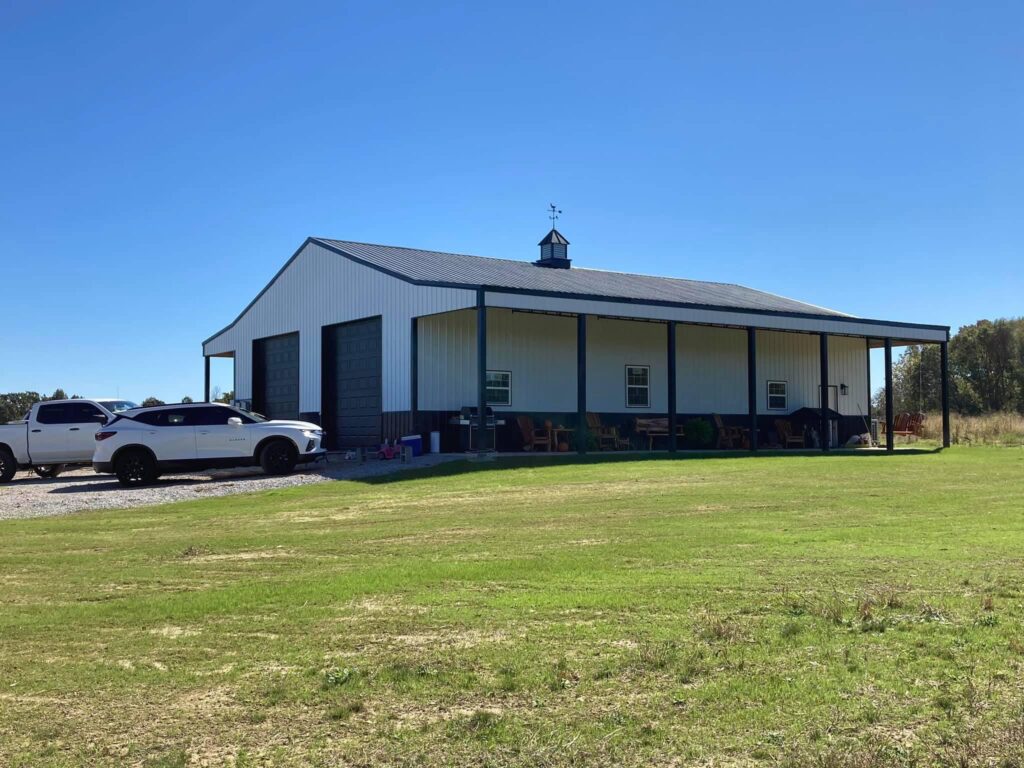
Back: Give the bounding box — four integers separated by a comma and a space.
317, 237, 772, 292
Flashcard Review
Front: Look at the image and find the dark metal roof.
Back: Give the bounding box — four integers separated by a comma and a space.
538, 228, 570, 246
314, 238, 853, 318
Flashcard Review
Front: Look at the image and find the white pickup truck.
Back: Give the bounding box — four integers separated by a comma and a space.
0, 399, 133, 482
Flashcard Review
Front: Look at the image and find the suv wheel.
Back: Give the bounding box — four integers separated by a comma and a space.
0, 447, 16, 484
115, 449, 157, 487
33, 464, 65, 479
260, 439, 297, 475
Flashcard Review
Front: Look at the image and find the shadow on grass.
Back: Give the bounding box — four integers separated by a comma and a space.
352, 446, 945, 486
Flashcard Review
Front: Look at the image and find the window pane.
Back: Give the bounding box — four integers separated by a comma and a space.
36, 404, 69, 424
627, 386, 649, 408
68, 403, 104, 423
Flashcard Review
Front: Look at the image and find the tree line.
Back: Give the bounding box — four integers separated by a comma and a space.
875, 317, 1024, 415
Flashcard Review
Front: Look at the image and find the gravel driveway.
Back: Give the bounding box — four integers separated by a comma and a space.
0, 454, 461, 521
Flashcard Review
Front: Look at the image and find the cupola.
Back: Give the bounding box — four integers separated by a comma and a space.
535, 228, 570, 269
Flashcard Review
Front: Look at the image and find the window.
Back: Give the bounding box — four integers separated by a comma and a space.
485, 370, 511, 406
132, 408, 193, 426
67, 402, 105, 424
37, 402, 106, 424
625, 365, 650, 408
36, 404, 69, 424
767, 380, 788, 410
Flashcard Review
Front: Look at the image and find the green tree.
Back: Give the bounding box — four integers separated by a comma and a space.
181, 396, 194, 404
141, 397, 166, 407
0, 392, 42, 423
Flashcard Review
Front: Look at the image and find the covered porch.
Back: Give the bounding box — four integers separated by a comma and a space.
412, 291, 951, 454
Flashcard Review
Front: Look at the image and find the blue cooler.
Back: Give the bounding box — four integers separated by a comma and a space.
399, 434, 423, 457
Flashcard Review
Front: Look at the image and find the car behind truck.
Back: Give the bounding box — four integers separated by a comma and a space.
0, 399, 131, 482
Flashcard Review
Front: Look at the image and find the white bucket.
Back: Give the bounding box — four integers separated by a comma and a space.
429, 431, 441, 454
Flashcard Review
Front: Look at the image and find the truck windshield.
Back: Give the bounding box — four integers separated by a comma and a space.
96, 400, 139, 413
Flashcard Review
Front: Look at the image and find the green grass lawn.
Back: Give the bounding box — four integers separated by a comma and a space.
2, 448, 1024, 767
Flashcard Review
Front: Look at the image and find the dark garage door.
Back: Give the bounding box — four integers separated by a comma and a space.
253, 333, 300, 421
323, 317, 382, 449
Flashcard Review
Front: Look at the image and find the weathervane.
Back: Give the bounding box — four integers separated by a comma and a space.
548, 203, 562, 228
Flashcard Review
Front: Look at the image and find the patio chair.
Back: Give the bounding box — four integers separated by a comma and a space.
774, 419, 805, 448
517, 415, 552, 452
586, 412, 631, 450
713, 414, 748, 449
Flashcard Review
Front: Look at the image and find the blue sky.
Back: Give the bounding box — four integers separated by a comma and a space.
1, 1, 1021, 402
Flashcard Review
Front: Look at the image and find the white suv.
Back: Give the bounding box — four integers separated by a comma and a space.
93, 403, 325, 486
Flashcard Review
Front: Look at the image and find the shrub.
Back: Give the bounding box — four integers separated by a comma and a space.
682, 418, 714, 448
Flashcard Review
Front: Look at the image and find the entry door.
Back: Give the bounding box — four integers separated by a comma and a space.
323, 317, 382, 449
253, 333, 299, 420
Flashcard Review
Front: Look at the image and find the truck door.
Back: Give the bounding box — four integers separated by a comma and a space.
31, 403, 73, 462
62, 402, 108, 462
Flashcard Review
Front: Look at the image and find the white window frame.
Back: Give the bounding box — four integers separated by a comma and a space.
485, 370, 511, 407
767, 380, 788, 411
625, 365, 651, 408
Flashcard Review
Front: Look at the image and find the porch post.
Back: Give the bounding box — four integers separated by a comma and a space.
746, 327, 757, 450
667, 322, 677, 453
884, 338, 894, 452
577, 314, 587, 454
865, 338, 872, 423
819, 333, 830, 452
476, 290, 488, 452
410, 317, 419, 437
940, 340, 951, 448
203, 355, 211, 402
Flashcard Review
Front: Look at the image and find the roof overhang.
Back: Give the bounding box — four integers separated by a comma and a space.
483, 290, 948, 343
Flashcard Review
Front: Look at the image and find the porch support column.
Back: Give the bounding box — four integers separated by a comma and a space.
884, 338, 894, 452
577, 314, 587, 454
865, 338, 872, 423
667, 322, 677, 453
940, 340, 951, 448
410, 317, 419, 437
476, 289, 488, 452
819, 333, 830, 452
203, 355, 211, 402
746, 327, 758, 451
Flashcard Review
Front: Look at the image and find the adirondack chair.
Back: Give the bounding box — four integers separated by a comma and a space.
586, 413, 631, 450
713, 414, 748, 449
774, 419, 805, 448
517, 415, 553, 451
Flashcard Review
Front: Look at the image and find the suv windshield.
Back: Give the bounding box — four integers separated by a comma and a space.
231, 406, 267, 423
96, 400, 139, 413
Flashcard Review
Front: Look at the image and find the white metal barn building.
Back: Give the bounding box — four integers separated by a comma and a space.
202, 231, 951, 453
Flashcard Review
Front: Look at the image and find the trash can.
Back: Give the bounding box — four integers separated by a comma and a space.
399, 435, 423, 457
429, 431, 441, 454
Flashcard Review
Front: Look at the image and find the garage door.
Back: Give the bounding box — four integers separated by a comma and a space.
323, 317, 382, 449
253, 333, 299, 420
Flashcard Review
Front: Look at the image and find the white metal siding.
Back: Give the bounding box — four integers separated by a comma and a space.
586, 318, 667, 412
417, 309, 577, 412
202, 243, 476, 412
677, 325, 747, 413
417, 311, 868, 417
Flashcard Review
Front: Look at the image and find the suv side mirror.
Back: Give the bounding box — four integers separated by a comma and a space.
93, 414, 109, 424
227, 417, 243, 426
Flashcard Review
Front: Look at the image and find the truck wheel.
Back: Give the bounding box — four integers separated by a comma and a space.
0, 447, 16, 483
260, 439, 297, 475
33, 464, 65, 479
115, 450, 157, 487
